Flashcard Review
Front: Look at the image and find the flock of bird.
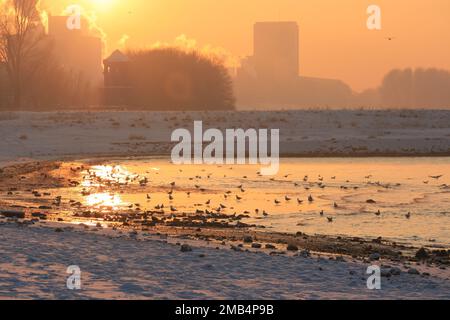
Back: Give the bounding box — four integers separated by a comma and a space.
77, 167, 440, 224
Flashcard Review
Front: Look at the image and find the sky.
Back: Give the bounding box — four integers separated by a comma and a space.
43, 0, 450, 92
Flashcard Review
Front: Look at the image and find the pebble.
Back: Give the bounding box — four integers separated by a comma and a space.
369, 253, 381, 261
390, 267, 402, 276
180, 244, 193, 252
408, 268, 420, 275
243, 236, 253, 243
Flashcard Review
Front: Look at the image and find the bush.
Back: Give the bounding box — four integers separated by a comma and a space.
127, 48, 235, 110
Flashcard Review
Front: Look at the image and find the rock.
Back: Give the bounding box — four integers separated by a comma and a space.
55, 228, 64, 233
251, 243, 262, 249
369, 253, 381, 261
415, 248, 430, 260
265, 244, 276, 249
381, 269, 392, 278
31, 212, 47, 220
230, 245, 242, 252
408, 268, 420, 275
390, 267, 402, 276
180, 244, 193, 252
0, 210, 25, 219
287, 244, 299, 251
300, 250, 311, 257
243, 236, 253, 243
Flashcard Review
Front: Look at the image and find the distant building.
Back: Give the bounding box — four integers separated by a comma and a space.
47, 16, 103, 85
253, 21, 299, 80
235, 21, 352, 109
103, 50, 132, 106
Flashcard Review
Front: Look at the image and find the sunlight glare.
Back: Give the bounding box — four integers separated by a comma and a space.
86, 192, 123, 208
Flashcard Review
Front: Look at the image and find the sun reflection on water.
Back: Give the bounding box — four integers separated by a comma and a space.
82, 165, 136, 187
86, 192, 123, 208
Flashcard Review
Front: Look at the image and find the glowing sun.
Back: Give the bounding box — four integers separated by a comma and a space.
91, 0, 115, 11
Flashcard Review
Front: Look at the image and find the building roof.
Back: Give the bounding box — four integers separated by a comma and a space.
104, 50, 130, 63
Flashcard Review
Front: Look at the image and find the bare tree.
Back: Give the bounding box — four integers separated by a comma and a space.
0, 0, 45, 108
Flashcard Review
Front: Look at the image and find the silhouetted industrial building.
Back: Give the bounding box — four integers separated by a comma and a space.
48, 16, 103, 85
253, 21, 299, 80
235, 21, 352, 109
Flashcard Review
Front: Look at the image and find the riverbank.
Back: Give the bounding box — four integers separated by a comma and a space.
1, 220, 449, 300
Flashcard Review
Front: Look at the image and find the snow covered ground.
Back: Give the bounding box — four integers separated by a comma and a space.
0, 222, 449, 300
0, 109, 449, 163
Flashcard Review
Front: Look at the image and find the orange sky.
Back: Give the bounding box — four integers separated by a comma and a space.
43, 0, 450, 92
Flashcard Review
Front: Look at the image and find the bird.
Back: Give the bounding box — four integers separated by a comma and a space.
429, 175, 443, 180
274, 199, 281, 205
285, 196, 292, 201
405, 212, 411, 219
308, 195, 314, 202
320, 210, 324, 216
297, 198, 303, 205
375, 210, 381, 216
385, 37, 396, 41
170, 206, 177, 212
146, 194, 151, 200
236, 195, 242, 201
334, 202, 339, 209
327, 217, 333, 223
205, 200, 211, 205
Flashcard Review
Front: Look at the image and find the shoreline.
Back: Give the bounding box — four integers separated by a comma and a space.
1, 219, 449, 299
3, 152, 450, 170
